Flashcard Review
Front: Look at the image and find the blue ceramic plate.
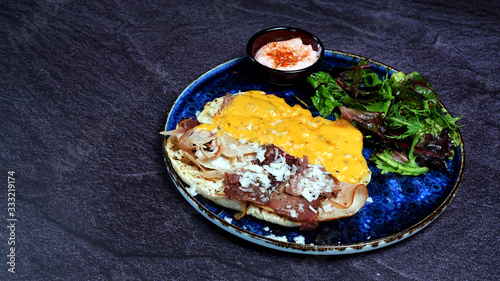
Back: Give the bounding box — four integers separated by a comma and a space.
162, 50, 465, 255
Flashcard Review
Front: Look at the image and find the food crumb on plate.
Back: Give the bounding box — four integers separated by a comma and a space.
186, 185, 198, 196
293, 235, 305, 244
265, 234, 288, 242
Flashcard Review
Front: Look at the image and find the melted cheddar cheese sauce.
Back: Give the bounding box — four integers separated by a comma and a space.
211, 91, 369, 184
194, 123, 218, 131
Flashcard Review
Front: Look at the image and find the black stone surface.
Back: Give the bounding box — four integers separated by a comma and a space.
1, 0, 499, 280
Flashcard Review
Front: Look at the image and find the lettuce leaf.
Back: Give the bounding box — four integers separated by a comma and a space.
307, 60, 463, 176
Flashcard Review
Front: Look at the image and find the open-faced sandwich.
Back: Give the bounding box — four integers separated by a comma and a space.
161, 90, 371, 230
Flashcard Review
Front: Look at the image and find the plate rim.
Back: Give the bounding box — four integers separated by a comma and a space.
162, 49, 466, 255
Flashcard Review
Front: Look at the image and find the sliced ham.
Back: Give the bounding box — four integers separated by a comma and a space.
328, 182, 367, 209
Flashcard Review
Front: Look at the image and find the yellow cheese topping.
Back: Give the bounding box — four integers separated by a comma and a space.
195, 123, 218, 131
211, 90, 369, 184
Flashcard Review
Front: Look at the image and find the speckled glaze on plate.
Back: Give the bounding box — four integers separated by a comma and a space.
162, 50, 465, 255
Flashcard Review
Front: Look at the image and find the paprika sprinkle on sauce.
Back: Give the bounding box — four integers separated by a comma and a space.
254, 38, 320, 71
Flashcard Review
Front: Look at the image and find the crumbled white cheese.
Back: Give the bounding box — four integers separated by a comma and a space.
264, 161, 290, 182
265, 234, 288, 242
300, 182, 320, 202
236, 147, 297, 191
262, 152, 292, 182
308, 205, 318, 213
299, 164, 333, 202
255, 146, 266, 162
237, 165, 271, 189
298, 203, 304, 213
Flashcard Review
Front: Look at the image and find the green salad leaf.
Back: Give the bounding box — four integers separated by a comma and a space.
373, 148, 429, 176
307, 72, 345, 117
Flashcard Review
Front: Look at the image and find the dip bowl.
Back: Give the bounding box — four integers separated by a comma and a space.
246, 26, 324, 86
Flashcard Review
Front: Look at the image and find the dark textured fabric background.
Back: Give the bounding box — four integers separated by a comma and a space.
1, 0, 499, 280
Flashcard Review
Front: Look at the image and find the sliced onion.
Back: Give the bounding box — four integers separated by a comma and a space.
160, 127, 186, 139
183, 151, 206, 172
191, 131, 216, 147
178, 129, 197, 151
199, 144, 221, 159
219, 134, 239, 158
178, 128, 216, 152
219, 133, 256, 158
